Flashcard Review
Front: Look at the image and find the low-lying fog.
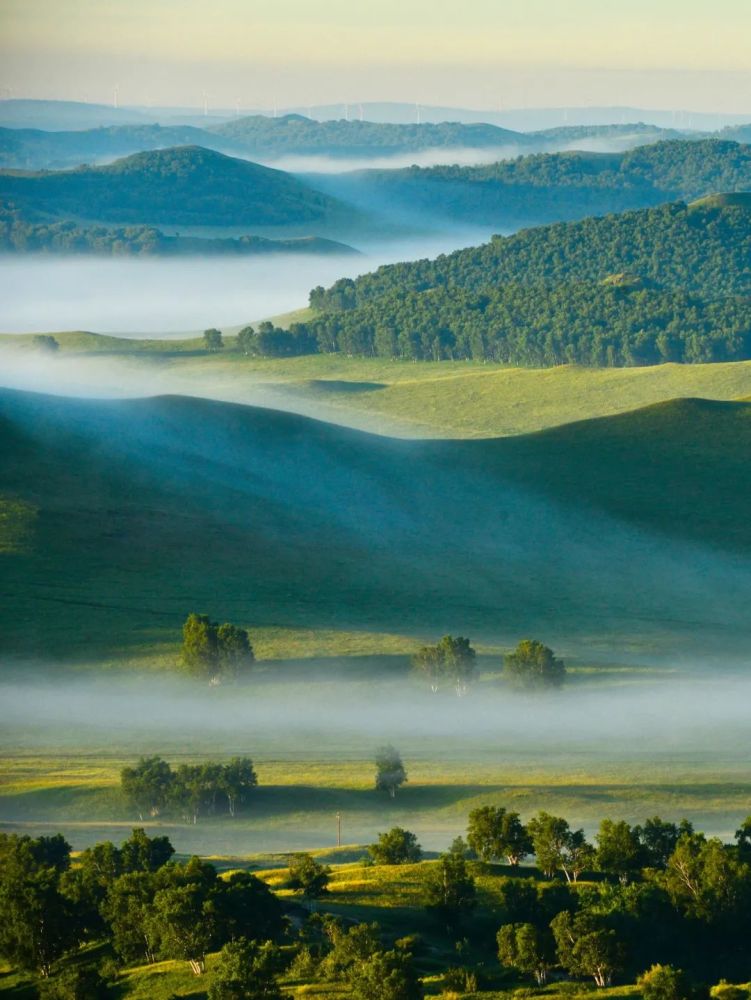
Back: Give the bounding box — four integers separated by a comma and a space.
0, 231, 491, 336
1, 671, 749, 853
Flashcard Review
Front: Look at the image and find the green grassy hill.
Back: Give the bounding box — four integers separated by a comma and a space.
0, 146, 350, 227
1, 387, 750, 662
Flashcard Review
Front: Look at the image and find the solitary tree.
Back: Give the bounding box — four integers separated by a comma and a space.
504, 640, 565, 689
369, 828, 422, 866
551, 911, 622, 987
203, 328, 223, 351
374, 745, 407, 798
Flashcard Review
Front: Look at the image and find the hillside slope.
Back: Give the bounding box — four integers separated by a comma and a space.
302, 195, 751, 365
311, 139, 751, 228
0, 146, 349, 227
1, 389, 750, 661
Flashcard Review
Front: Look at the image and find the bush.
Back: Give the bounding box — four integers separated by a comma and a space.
38, 966, 111, 1000
639, 965, 691, 1000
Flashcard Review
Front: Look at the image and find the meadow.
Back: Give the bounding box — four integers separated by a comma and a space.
4, 330, 751, 437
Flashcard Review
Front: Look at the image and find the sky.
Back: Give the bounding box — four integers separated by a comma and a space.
1, 0, 750, 112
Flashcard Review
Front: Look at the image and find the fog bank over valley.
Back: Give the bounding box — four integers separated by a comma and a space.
0, 229, 491, 335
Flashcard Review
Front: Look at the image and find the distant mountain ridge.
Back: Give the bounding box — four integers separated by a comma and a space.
0, 115, 693, 171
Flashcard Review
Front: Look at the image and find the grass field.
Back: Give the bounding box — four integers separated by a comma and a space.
4, 331, 751, 438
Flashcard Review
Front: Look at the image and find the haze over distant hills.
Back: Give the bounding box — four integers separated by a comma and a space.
0, 115, 689, 172
2, 98, 750, 132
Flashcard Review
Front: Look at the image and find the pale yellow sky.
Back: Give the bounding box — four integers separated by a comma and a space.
1, 0, 750, 111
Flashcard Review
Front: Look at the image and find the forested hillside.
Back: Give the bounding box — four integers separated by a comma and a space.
0, 146, 348, 226
315, 139, 751, 227
0, 200, 355, 255
296, 196, 751, 365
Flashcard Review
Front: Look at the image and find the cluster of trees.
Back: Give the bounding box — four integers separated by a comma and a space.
300, 196, 751, 367
360, 811, 751, 987
0, 199, 345, 257
411, 635, 476, 694
0, 828, 283, 984
236, 321, 318, 358
411, 637, 565, 693
120, 755, 257, 823
4, 812, 751, 997
291, 914, 424, 1000
181, 612, 254, 683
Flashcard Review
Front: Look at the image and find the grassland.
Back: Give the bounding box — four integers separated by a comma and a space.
4, 331, 751, 437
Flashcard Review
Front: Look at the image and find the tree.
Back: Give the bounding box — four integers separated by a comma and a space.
734, 815, 751, 859
497, 922, 554, 985
288, 853, 331, 898
504, 640, 566, 689
120, 827, 175, 874
467, 806, 532, 866
412, 635, 476, 695
181, 613, 220, 680
370, 828, 423, 866
147, 880, 216, 974
411, 644, 444, 693
216, 623, 255, 677
528, 811, 593, 882
635, 817, 691, 869
424, 851, 476, 932
208, 939, 282, 1000
349, 947, 424, 1000
101, 870, 158, 963
120, 756, 174, 820
0, 834, 79, 977
236, 326, 255, 355
375, 745, 407, 798
181, 614, 254, 683
638, 964, 690, 1000
550, 911, 622, 987
32, 334, 60, 354
664, 832, 751, 922
204, 328, 223, 351
219, 757, 258, 817
322, 922, 381, 980
596, 819, 644, 882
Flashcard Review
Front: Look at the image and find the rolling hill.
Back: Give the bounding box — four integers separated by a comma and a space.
299, 194, 751, 365
1, 387, 750, 663
0, 146, 350, 227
